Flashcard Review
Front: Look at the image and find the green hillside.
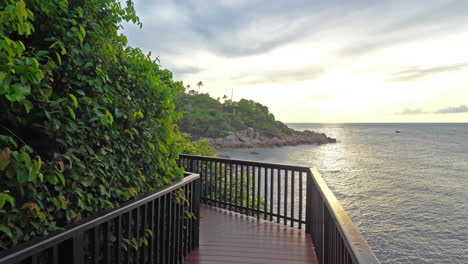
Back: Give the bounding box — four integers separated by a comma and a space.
174, 91, 292, 139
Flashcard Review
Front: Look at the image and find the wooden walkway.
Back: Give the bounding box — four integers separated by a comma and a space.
183, 205, 318, 264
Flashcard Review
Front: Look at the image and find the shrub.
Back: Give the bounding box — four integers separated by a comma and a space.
0, 0, 187, 249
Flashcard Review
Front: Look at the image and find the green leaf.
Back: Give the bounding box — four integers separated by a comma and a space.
67, 106, 76, 120
68, 94, 78, 108
56, 171, 66, 186
0, 225, 13, 238
36, 50, 48, 57
59, 196, 67, 209
0, 193, 15, 208
21, 151, 31, 167
55, 52, 62, 65
79, 25, 86, 38
47, 174, 58, 185
17, 168, 28, 183
105, 110, 113, 125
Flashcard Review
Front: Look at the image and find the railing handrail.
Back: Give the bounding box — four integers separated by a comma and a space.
308, 168, 380, 264
180, 154, 310, 172
0, 172, 200, 264
179, 154, 381, 264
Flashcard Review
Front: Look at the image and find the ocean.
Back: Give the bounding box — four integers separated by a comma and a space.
217, 123, 468, 264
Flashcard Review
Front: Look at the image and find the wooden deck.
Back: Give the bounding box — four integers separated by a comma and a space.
183, 205, 318, 264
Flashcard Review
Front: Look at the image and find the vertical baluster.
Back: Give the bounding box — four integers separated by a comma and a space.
299, 171, 303, 229
277, 168, 281, 223
240, 164, 244, 214
104, 221, 111, 264
269, 168, 274, 221
149, 201, 155, 264
134, 208, 139, 264
193, 177, 201, 249
246, 165, 250, 215
141, 205, 147, 264
204, 160, 209, 205
92, 226, 99, 264
263, 167, 268, 220
188, 182, 194, 252
174, 192, 179, 264
59, 233, 84, 264
255, 167, 262, 220
291, 170, 295, 227
125, 211, 131, 263
253, 166, 256, 216
254, 166, 259, 219
223, 162, 228, 209
184, 184, 191, 257
207, 161, 212, 206
155, 198, 161, 264
48, 246, 59, 264
234, 164, 238, 211
284, 169, 288, 225
214, 161, 218, 207
180, 186, 185, 261
219, 162, 222, 208
306, 170, 313, 234
169, 195, 174, 264
161, 195, 167, 264
229, 163, 233, 211
115, 216, 121, 264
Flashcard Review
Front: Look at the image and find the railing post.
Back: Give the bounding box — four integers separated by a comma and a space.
305, 170, 313, 234
192, 177, 201, 248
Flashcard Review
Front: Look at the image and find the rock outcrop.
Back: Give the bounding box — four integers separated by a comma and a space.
205, 127, 336, 149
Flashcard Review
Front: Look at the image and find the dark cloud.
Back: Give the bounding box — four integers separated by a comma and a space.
123, 0, 376, 58
386, 63, 468, 82
435, 105, 468, 114
171, 66, 203, 77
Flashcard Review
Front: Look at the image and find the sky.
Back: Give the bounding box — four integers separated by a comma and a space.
123, 0, 468, 123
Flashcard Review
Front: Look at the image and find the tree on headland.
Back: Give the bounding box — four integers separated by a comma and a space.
197, 81, 203, 92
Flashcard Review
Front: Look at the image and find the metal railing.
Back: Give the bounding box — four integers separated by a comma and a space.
179, 154, 380, 264
0, 172, 200, 264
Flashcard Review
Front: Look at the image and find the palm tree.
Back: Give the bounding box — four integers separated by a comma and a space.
197, 81, 203, 93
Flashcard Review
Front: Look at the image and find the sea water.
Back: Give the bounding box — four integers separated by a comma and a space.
217, 123, 468, 264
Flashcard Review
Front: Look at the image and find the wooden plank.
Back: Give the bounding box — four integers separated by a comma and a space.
183, 205, 317, 264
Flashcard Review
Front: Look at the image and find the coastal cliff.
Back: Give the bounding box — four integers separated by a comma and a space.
205, 127, 336, 148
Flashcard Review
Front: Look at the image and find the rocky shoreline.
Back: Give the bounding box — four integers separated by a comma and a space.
205, 127, 336, 149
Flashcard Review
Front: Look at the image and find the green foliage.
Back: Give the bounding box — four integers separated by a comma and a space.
175, 132, 216, 157
203, 164, 265, 213
0, 0, 186, 249
175, 92, 292, 139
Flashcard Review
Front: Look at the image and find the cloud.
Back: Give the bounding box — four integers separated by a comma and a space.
400, 108, 427, 115
123, 0, 468, 69
399, 105, 468, 115
171, 66, 203, 77
124, 0, 387, 58
435, 105, 468, 114
231, 66, 325, 85
386, 63, 468, 82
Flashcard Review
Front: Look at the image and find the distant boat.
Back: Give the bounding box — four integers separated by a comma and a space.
395, 130, 401, 133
